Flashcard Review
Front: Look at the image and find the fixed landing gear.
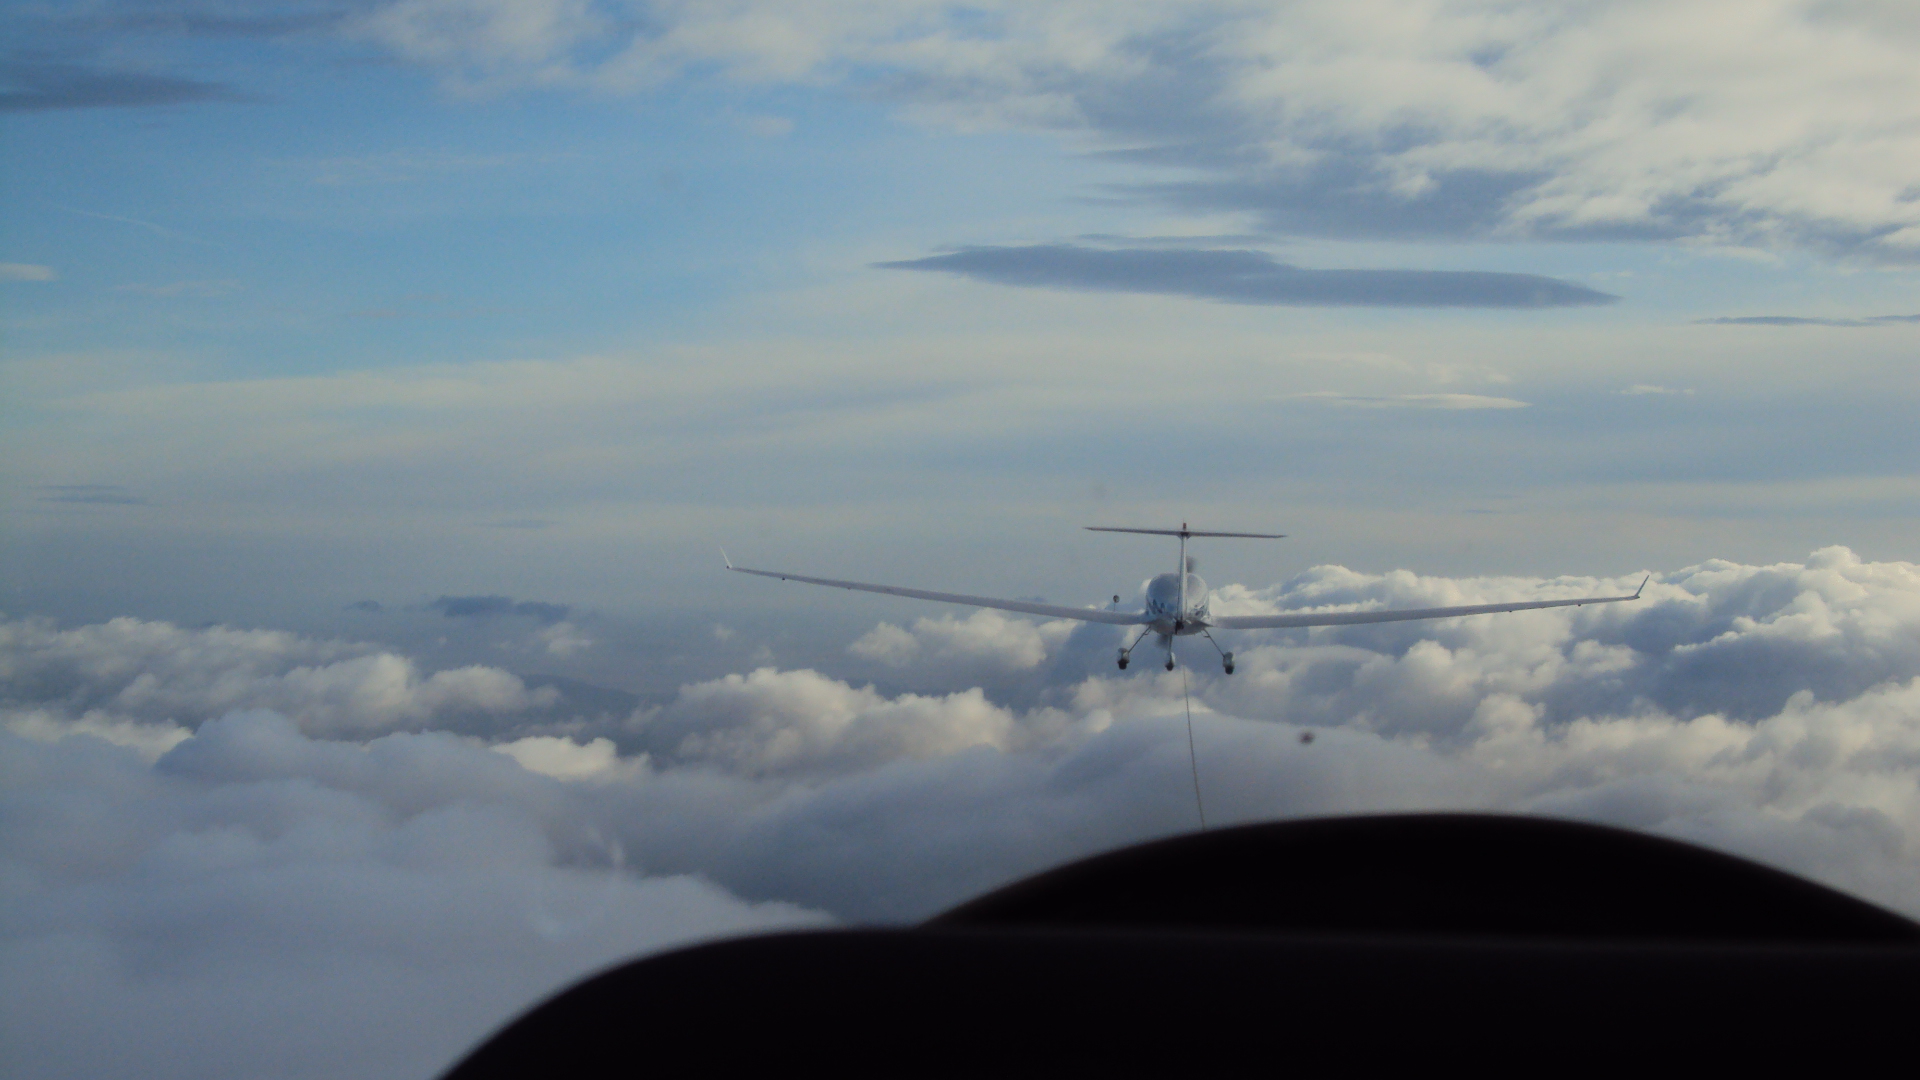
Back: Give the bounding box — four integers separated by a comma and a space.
1201, 629, 1234, 675
1116, 650, 1129, 671
1117, 627, 1151, 671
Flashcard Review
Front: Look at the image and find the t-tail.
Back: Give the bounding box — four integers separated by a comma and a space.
1086, 524, 1287, 626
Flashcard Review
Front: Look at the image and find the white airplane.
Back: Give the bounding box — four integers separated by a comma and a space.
725, 525, 1647, 674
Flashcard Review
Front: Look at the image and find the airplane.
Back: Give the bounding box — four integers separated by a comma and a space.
725, 524, 1647, 675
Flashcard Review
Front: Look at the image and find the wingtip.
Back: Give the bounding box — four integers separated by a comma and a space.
1635, 574, 1650, 598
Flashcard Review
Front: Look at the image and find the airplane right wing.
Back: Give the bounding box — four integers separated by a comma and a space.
726, 562, 1152, 625
1208, 577, 1648, 630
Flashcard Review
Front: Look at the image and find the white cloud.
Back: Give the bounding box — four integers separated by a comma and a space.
493, 734, 632, 779
629, 666, 1016, 776
0, 263, 57, 282
0, 616, 558, 737
851, 609, 1075, 673
343, 0, 1920, 258
11, 548, 1920, 1076
536, 620, 593, 656
0, 715, 825, 1080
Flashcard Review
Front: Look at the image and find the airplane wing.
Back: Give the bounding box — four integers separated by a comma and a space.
1208, 577, 1648, 630
726, 561, 1153, 625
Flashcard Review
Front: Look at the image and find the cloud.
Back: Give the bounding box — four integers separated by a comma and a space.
0, 616, 560, 740
1623, 384, 1695, 395
1282, 392, 1531, 409
300, 149, 558, 186
331, 1, 1920, 258
879, 245, 1618, 308
0, 56, 251, 110
0, 263, 56, 281
12, 548, 1920, 1076
1697, 314, 1920, 326
0, 715, 825, 1080
35, 483, 148, 505
850, 610, 1076, 674
428, 595, 571, 623
536, 621, 593, 657
115, 279, 241, 298
627, 666, 1017, 777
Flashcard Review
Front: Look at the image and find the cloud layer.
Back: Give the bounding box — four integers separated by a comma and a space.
9, 546, 1920, 1078
330, 0, 1920, 258
880, 245, 1617, 308
21, 2, 1918, 254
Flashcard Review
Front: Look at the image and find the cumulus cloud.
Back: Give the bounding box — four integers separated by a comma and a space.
535, 621, 593, 656
628, 666, 1017, 777
10, 548, 1920, 1077
0, 715, 824, 1080
879, 245, 1618, 308
0, 616, 559, 741
850, 609, 1075, 674
327, 0, 1920, 258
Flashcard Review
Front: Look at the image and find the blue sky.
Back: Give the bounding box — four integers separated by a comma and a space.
5, 0, 1920, 667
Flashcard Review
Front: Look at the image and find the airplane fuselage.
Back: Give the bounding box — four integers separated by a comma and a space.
1144, 571, 1210, 635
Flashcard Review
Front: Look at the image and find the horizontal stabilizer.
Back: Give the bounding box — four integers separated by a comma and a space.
1087, 526, 1286, 539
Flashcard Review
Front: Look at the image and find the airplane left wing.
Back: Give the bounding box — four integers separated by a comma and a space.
726, 562, 1152, 625
1208, 577, 1648, 630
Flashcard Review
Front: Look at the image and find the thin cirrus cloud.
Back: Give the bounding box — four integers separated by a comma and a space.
35, 484, 148, 505
1697, 314, 1920, 327
1280, 392, 1532, 409
877, 245, 1618, 309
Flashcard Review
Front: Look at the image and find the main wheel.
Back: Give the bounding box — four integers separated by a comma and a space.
1117, 657, 1128, 670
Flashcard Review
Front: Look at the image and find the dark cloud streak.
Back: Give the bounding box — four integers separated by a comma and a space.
878, 244, 1618, 309
429, 595, 571, 623
0, 57, 252, 111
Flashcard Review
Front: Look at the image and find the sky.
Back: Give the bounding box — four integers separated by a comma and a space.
4, 2, 1920, 1077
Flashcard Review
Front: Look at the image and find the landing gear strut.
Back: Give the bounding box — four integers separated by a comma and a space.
1117, 627, 1150, 671
1201, 629, 1234, 675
